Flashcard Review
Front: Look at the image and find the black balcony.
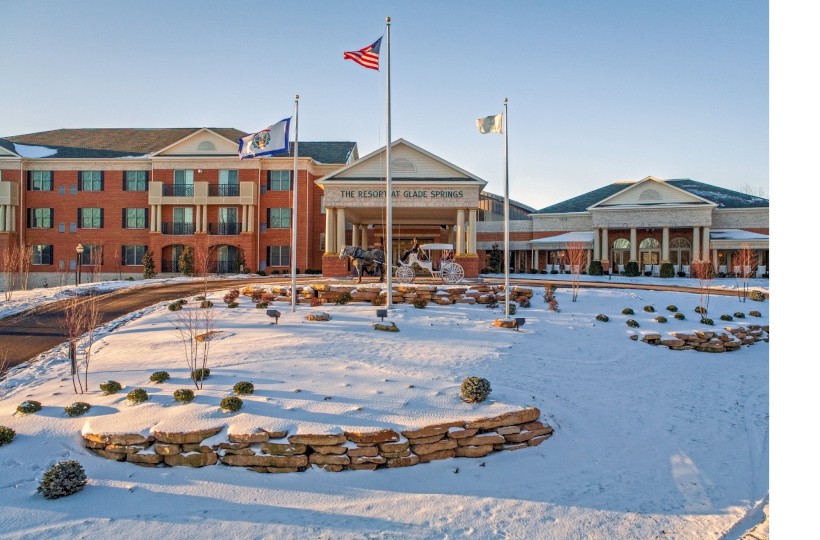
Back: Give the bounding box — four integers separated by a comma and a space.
208, 184, 240, 196
163, 184, 194, 197
213, 260, 240, 274
161, 222, 195, 235
162, 259, 181, 273
209, 222, 242, 235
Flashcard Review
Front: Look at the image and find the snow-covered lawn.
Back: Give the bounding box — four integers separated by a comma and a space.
0, 285, 769, 539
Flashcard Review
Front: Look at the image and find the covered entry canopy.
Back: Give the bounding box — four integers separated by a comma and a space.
530, 231, 594, 249
709, 229, 769, 250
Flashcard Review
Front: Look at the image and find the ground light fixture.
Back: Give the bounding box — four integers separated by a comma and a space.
266, 309, 281, 325
376, 309, 388, 321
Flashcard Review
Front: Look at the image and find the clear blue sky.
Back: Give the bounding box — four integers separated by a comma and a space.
0, 0, 768, 208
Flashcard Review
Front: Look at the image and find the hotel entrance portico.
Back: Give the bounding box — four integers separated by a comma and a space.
316, 139, 487, 278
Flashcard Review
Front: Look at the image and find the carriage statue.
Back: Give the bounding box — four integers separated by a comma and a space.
395, 242, 464, 284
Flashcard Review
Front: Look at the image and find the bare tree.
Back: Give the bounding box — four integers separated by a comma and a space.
741, 183, 768, 199
566, 241, 587, 302
691, 259, 715, 320
197, 238, 219, 300
1, 245, 18, 301
19, 245, 32, 291
62, 288, 103, 394
175, 304, 217, 389
732, 244, 758, 303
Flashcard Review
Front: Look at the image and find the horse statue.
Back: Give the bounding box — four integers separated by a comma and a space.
339, 246, 385, 283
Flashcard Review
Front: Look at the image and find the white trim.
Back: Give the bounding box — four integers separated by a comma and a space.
152, 128, 241, 157
588, 176, 717, 210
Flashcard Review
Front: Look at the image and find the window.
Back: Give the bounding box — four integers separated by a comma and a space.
122, 208, 148, 229
197, 140, 216, 151
268, 170, 291, 191
174, 170, 194, 184
28, 171, 53, 191
124, 171, 148, 191
122, 245, 147, 266
31, 245, 53, 265
214, 170, 239, 196
219, 170, 238, 184
79, 208, 103, 229
320, 195, 326, 214
639, 238, 661, 249
28, 208, 53, 228
80, 244, 103, 265
268, 245, 290, 267
268, 208, 291, 228
80, 171, 103, 191
639, 189, 661, 201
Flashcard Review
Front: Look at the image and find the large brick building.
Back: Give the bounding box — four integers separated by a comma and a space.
0, 128, 768, 284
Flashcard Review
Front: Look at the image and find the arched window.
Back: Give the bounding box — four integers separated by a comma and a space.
639, 238, 661, 249
390, 157, 417, 173
611, 238, 630, 269
639, 189, 661, 201
613, 238, 630, 250
670, 237, 691, 248
670, 237, 692, 270
197, 140, 217, 152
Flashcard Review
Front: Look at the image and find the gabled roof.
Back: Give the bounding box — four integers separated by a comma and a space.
2, 128, 357, 163
535, 178, 769, 214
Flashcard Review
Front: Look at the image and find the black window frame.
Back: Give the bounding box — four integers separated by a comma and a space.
79, 170, 104, 191
121, 245, 147, 266
268, 245, 291, 267
123, 170, 148, 191
267, 207, 291, 229
28, 171, 53, 191
267, 170, 292, 191
122, 208, 148, 229
28, 208, 54, 229
79, 208, 104, 229
31, 245, 53, 265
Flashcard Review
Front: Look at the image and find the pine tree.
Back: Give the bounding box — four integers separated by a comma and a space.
178, 246, 195, 277
142, 250, 156, 279
488, 243, 503, 273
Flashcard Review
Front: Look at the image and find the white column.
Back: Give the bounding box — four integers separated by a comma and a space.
692, 227, 700, 262
200, 205, 207, 233
336, 207, 346, 251
325, 208, 335, 254
194, 204, 201, 233
533, 249, 540, 271
629, 228, 637, 262
0, 206, 6, 232
9, 206, 15, 232
702, 226, 710, 260
601, 228, 609, 263
661, 227, 670, 263
468, 209, 477, 254
248, 205, 255, 232
157, 204, 163, 232
240, 205, 247, 233
456, 209, 465, 255
593, 227, 601, 260
361, 225, 369, 249
712, 248, 719, 272
351, 224, 360, 248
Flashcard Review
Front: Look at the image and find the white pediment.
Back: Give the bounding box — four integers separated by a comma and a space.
154, 129, 238, 156
318, 139, 486, 187
591, 177, 715, 209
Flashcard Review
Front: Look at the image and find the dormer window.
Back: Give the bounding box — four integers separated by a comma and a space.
197, 140, 217, 152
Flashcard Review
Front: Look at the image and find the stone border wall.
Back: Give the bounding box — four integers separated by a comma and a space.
82, 407, 552, 472
248, 283, 534, 306
632, 325, 769, 352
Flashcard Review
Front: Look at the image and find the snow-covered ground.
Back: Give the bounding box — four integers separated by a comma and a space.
0, 283, 768, 539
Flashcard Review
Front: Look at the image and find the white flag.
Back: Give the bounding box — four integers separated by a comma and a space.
476, 113, 503, 134
238, 118, 291, 159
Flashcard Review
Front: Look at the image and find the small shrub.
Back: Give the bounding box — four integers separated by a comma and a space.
99, 380, 122, 395
518, 297, 531, 308
194, 295, 205, 301
193, 368, 210, 381
674, 312, 686, 320
655, 316, 668, 323
625, 261, 640, 277
256, 301, 270, 309
460, 376, 492, 403
336, 291, 353, 305
271, 270, 280, 275
626, 319, 640, 328
0, 426, 17, 446
700, 318, 714, 326
749, 310, 762, 317
233, 381, 255, 395
38, 460, 87, 499
17, 400, 42, 414
173, 389, 195, 403
227, 302, 239, 308
622, 308, 634, 315
734, 312, 746, 319
666, 305, 678, 312
486, 299, 499, 309
371, 295, 386, 306
200, 300, 214, 309
177, 299, 188, 305
64, 402, 91, 417
643, 305, 655, 313
643, 271, 652, 277
749, 290, 766, 302
168, 301, 183, 312
256, 270, 267, 276
220, 396, 243, 412
676, 271, 686, 277
150, 371, 170, 383
720, 314, 733, 321
413, 298, 428, 309
595, 314, 609, 322
529, 268, 539, 274
127, 388, 149, 403
694, 306, 707, 315
659, 263, 675, 278
588, 260, 604, 276
506, 303, 517, 316
550, 269, 559, 275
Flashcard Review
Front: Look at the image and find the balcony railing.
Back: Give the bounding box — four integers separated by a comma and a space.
161, 222, 195, 235
209, 222, 242, 235
209, 260, 241, 274
161, 259, 181, 273
162, 184, 194, 197
208, 184, 240, 196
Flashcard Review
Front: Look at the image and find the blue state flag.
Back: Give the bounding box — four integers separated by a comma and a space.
238, 118, 291, 159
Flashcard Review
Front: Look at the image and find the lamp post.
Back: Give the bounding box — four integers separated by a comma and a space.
75, 244, 85, 286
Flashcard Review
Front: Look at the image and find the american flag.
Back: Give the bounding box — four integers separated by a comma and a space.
343, 37, 382, 71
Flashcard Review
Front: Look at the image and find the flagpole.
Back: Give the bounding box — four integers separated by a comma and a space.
385, 16, 393, 309
291, 95, 299, 313
503, 98, 510, 319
